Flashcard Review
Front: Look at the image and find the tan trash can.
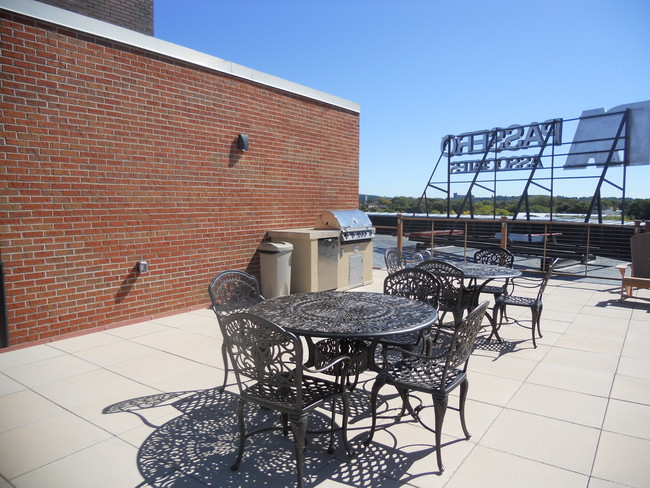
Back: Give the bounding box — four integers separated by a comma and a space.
258, 241, 293, 298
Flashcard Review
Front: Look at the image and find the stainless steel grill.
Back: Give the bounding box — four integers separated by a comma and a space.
316, 210, 375, 242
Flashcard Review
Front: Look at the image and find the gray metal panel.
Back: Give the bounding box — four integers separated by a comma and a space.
318, 238, 339, 291
348, 253, 363, 288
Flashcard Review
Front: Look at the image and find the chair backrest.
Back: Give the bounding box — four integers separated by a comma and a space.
384, 248, 427, 274
383, 267, 442, 309
208, 270, 264, 319
219, 312, 305, 406
440, 301, 489, 381
536, 257, 559, 301
630, 232, 650, 278
473, 247, 514, 268
416, 260, 465, 314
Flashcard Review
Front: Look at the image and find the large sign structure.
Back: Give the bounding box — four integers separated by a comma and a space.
417, 100, 650, 223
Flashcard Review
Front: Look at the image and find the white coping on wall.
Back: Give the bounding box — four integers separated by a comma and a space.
0, 0, 360, 113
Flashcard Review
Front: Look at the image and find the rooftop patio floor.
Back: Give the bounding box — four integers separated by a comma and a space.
1, 269, 649, 487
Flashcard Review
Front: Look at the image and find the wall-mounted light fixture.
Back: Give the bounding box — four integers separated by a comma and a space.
138, 260, 149, 273
237, 133, 249, 151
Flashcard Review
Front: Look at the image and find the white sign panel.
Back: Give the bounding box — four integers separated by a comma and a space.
564, 100, 650, 168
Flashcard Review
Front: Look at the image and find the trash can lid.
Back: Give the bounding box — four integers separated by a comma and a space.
258, 241, 293, 253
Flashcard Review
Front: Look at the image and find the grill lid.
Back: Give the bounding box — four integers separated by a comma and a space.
316, 210, 375, 241
316, 210, 373, 231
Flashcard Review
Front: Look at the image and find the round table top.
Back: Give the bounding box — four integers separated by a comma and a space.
443, 260, 522, 280
249, 291, 438, 339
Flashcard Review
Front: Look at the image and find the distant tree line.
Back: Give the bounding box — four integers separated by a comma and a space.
359, 195, 650, 221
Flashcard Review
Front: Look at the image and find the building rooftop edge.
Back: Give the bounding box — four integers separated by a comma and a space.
0, 0, 361, 114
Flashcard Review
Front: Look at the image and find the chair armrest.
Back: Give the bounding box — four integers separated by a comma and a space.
616, 263, 631, 278
305, 355, 350, 375
385, 332, 453, 363
510, 275, 543, 290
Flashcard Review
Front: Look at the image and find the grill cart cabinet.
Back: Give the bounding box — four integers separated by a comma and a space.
267, 210, 375, 293
266, 229, 339, 293
267, 227, 373, 293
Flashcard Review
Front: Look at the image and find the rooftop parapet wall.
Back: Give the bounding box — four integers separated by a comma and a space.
0, 5, 360, 345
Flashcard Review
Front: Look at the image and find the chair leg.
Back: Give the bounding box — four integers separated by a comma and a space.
347, 370, 361, 391
219, 343, 229, 391
488, 302, 503, 341
397, 387, 417, 421
328, 394, 337, 454
282, 413, 289, 436
289, 414, 309, 488
459, 378, 471, 439
231, 399, 247, 471
433, 395, 448, 473
364, 378, 385, 446
530, 306, 541, 348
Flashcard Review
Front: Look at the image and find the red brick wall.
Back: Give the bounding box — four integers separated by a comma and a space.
36, 0, 153, 35
0, 12, 359, 346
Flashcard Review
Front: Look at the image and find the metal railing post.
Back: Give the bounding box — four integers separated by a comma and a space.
397, 214, 403, 251
500, 216, 508, 249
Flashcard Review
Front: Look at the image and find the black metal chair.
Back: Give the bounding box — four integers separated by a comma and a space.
312, 336, 369, 391
416, 259, 473, 329
220, 312, 354, 488
491, 258, 558, 347
365, 301, 489, 473
208, 270, 264, 390
470, 246, 515, 302
384, 247, 428, 274
380, 267, 442, 351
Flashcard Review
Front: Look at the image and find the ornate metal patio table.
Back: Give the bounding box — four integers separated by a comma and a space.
442, 260, 522, 341
249, 291, 438, 381
443, 260, 521, 284
249, 291, 438, 339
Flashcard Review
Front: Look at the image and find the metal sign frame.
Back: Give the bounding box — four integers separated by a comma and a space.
413, 106, 641, 224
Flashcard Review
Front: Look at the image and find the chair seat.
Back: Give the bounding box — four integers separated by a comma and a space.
497, 295, 540, 307
387, 358, 466, 394
379, 331, 422, 348
439, 292, 473, 313
469, 284, 506, 295
243, 374, 341, 411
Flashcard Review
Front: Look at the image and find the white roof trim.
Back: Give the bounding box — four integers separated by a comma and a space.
0, 0, 360, 113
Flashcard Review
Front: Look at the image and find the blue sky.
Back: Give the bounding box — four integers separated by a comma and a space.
154, 0, 650, 199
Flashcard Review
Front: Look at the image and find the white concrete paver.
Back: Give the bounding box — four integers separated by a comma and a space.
0, 268, 648, 487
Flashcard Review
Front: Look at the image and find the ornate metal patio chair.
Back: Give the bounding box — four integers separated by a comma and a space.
365, 301, 489, 473
380, 267, 442, 351
312, 336, 369, 391
220, 312, 354, 488
416, 259, 473, 330
384, 247, 428, 274
616, 231, 650, 301
491, 258, 558, 347
470, 246, 515, 304
208, 270, 264, 390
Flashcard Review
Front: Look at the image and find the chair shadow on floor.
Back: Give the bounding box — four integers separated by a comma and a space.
592, 288, 650, 312
472, 334, 520, 358
103, 384, 437, 487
